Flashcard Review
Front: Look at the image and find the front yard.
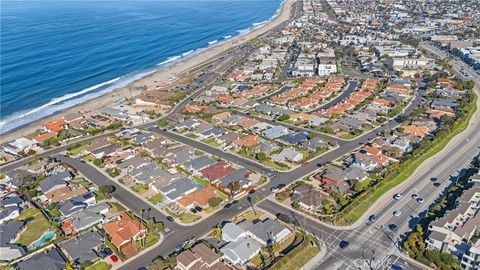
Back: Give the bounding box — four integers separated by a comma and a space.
270, 233, 320, 270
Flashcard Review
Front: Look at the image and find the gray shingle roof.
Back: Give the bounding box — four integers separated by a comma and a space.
16, 248, 65, 270
61, 231, 103, 263
160, 177, 196, 201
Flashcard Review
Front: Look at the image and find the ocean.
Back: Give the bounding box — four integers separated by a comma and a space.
0, 0, 282, 134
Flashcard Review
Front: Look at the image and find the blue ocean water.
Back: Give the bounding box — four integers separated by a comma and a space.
0, 0, 282, 133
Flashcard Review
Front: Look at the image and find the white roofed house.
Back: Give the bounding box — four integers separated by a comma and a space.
3, 138, 38, 156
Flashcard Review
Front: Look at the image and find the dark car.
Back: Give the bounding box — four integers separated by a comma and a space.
190, 208, 198, 214
231, 200, 239, 205
194, 206, 203, 212
388, 224, 398, 231
277, 183, 286, 189
433, 182, 441, 187
103, 247, 113, 256
430, 177, 438, 182
224, 203, 232, 209
391, 264, 403, 270
248, 189, 256, 194
368, 215, 378, 222
96, 251, 107, 259
166, 216, 174, 222
339, 240, 349, 249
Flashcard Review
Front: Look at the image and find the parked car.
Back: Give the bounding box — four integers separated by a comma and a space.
271, 187, 279, 193
393, 211, 402, 217
194, 206, 203, 212
248, 189, 256, 194
416, 198, 424, 203
110, 255, 119, 263
103, 247, 112, 256
190, 208, 198, 214
368, 215, 378, 222
411, 194, 419, 199
433, 182, 441, 187
166, 216, 174, 222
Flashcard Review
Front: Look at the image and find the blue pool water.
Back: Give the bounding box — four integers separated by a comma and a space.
1, 0, 282, 133
32, 231, 56, 248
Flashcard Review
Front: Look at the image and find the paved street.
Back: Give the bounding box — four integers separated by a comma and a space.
309, 80, 359, 113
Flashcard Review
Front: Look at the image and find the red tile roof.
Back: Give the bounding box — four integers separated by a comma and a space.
200, 161, 236, 182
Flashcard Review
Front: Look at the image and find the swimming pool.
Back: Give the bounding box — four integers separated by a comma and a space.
32, 231, 56, 249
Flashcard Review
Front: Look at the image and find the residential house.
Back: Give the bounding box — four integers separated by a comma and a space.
314, 170, 351, 195
39, 171, 72, 194
200, 161, 236, 184
232, 135, 260, 148
238, 218, 292, 246
177, 185, 219, 209
272, 148, 303, 163
279, 133, 309, 145
262, 126, 289, 139
102, 212, 147, 250
61, 230, 103, 264
220, 223, 261, 266
292, 185, 332, 212
16, 248, 66, 270
159, 177, 196, 202
182, 156, 217, 174
176, 243, 230, 270
219, 169, 252, 191
0, 221, 26, 261
3, 138, 38, 156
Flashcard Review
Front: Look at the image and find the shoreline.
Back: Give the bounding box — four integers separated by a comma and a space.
0, 0, 295, 144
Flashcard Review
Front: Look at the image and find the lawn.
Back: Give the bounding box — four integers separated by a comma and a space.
262, 160, 290, 171
86, 262, 111, 270
131, 183, 149, 194
201, 138, 221, 147
82, 154, 96, 162
16, 207, 50, 246
71, 178, 92, 188
179, 213, 201, 223
270, 234, 320, 270
148, 193, 165, 205
136, 232, 161, 251
109, 202, 126, 213
233, 210, 265, 224
186, 133, 199, 139
67, 143, 89, 156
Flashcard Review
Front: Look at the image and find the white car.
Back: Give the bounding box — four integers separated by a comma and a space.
393, 211, 402, 217
271, 187, 279, 193
417, 198, 424, 203
412, 194, 419, 199
394, 193, 404, 200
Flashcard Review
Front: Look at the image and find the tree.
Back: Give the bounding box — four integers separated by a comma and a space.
256, 152, 267, 162
99, 184, 114, 194
213, 224, 222, 241
93, 158, 103, 166
277, 213, 292, 224
307, 132, 317, 139
271, 240, 281, 255
227, 181, 241, 197
277, 114, 290, 121
208, 197, 223, 208
158, 119, 168, 127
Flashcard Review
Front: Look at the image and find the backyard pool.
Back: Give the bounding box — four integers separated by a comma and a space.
32, 231, 56, 249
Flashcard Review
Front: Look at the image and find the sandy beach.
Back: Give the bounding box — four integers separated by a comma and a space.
1, 0, 295, 144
